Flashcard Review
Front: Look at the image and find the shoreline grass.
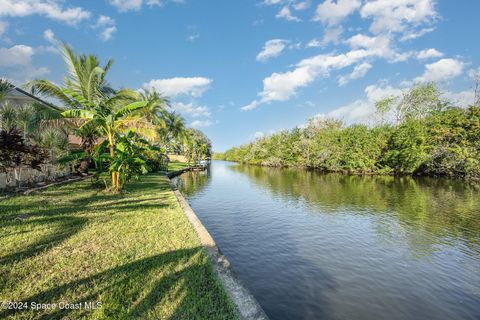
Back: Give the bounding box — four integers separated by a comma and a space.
0, 174, 238, 319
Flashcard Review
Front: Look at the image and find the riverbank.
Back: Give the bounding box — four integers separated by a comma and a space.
0, 174, 238, 319
213, 158, 480, 182
215, 104, 480, 181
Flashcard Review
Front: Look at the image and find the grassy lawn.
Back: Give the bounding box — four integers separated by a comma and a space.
0, 174, 238, 320
168, 161, 192, 172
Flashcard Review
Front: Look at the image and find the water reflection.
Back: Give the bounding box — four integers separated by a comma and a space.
173, 161, 480, 320
229, 164, 480, 253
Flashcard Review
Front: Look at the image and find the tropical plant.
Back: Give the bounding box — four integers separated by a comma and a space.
61, 97, 149, 191
0, 78, 13, 103
0, 128, 49, 187
0, 102, 17, 131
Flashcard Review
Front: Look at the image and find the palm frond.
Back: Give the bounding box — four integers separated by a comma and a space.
114, 101, 148, 120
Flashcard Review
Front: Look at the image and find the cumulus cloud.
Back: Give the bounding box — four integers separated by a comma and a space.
43, 29, 55, 43
108, 0, 183, 11
190, 119, 212, 128
0, 44, 34, 66
242, 31, 416, 111
170, 102, 211, 117
143, 77, 212, 98
108, 0, 144, 12
322, 83, 403, 124
256, 39, 288, 62
416, 48, 443, 60
293, 1, 311, 10
415, 58, 464, 82
96, 15, 115, 27
242, 44, 387, 110
360, 0, 437, 35
338, 62, 372, 86
94, 15, 117, 41
314, 0, 361, 26
0, 44, 49, 83
0, 0, 90, 26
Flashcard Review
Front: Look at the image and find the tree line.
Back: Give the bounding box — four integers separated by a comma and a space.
215, 84, 480, 180
0, 45, 212, 192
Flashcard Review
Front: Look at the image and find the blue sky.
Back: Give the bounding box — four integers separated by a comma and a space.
0, 0, 479, 151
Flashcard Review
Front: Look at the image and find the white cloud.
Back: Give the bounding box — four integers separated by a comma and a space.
256, 39, 288, 62
360, 0, 437, 35
171, 102, 211, 117
190, 119, 212, 128
100, 26, 117, 41
242, 31, 418, 111
143, 77, 212, 98
442, 90, 475, 107
263, 0, 282, 5
94, 15, 116, 42
415, 58, 464, 83
242, 40, 400, 110
314, 0, 361, 26
400, 27, 435, 41
321, 26, 343, 46
96, 15, 115, 27
321, 82, 474, 126
325, 83, 403, 123
43, 29, 58, 44
108, 0, 182, 11
108, 0, 144, 12
0, 44, 34, 66
0, 0, 91, 26
293, 1, 310, 10
416, 48, 443, 60
276, 6, 300, 22
0, 44, 49, 83
338, 62, 372, 86
307, 39, 321, 48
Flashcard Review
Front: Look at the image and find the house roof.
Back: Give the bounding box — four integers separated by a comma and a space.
5, 85, 63, 112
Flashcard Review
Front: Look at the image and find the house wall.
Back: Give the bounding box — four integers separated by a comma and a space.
0, 165, 72, 191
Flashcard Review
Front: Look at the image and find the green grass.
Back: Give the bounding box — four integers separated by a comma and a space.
0, 174, 239, 320
167, 161, 192, 172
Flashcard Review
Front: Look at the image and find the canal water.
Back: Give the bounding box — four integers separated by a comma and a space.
172, 161, 480, 320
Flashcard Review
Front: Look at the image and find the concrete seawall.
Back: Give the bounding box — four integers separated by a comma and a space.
168, 169, 269, 320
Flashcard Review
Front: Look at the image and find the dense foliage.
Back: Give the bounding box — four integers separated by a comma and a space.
216, 85, 480, 180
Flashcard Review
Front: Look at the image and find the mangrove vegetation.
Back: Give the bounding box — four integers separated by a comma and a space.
215, 84, 480, 180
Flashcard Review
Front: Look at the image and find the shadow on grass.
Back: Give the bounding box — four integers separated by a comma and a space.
1, 247, 236, 320
0, 175, 173, 267
0, 216, 88, 266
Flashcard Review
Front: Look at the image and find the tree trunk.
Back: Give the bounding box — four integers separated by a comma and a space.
108, 133, 120, 192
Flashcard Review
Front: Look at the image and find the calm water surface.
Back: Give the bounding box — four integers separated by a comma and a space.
172, 161, 480, 320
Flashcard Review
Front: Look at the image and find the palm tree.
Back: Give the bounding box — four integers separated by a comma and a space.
16, 104, 36, 140
62, 98, 148, 191
29, 44, 115, 109
139, 89, 170, 127
0, 102, 17, 131
0, 78, 13, 103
